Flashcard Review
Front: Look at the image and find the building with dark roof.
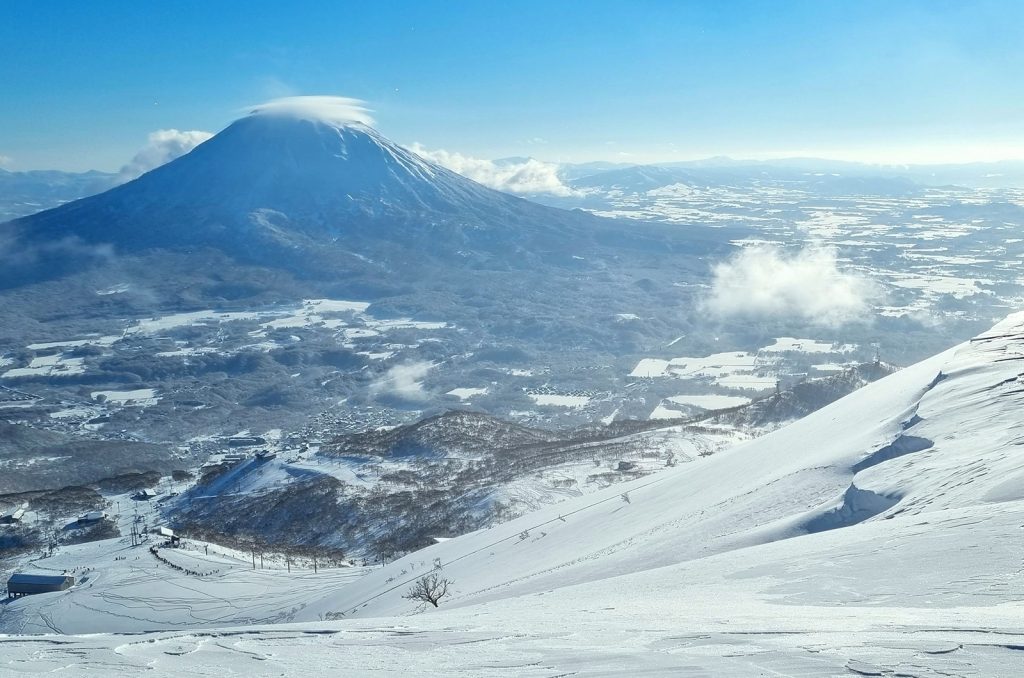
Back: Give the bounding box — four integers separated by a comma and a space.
6, 573, 75, 598
0, 507, 25, 524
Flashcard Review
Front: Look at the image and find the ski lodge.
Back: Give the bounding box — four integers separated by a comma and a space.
6, 573, 75, 598
1, 507, 25, 524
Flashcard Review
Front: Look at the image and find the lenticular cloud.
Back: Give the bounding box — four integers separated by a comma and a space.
246, 96, 375, 126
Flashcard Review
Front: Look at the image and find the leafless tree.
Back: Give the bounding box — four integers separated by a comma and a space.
403, 572, 453, 608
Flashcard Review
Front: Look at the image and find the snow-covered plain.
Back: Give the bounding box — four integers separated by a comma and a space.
2, 354, 86, 379
3, 314, 1024, 675
10, 297, 443, 377
665, 393, 752, 409
446, 387, 488, 400
568, 171, 1024, 332
527, 393, 591, 408
629, 337, 860, 396
90, 389, 159, 407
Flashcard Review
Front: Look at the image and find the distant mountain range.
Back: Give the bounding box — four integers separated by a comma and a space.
7, 150, 1023, 230
0, 168, 117, 221
562, 156, 1024, 190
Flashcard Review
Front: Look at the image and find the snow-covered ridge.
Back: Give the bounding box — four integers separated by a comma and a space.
311, 311, 1024, 619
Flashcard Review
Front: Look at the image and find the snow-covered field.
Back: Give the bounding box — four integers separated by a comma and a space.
629, 338, 858, 390
631, 337, 863, 419
527, 393, 591, 408
90, 389, 159, 407
574, 178, 1024, 332
5, 297, 448, 383
446, 387, 488, 400
2, 313, 1023, 674
665, 393, 752, 409
2, 354, 86, 379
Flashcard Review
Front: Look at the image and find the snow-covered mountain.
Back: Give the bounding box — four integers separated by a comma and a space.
2, 313, 1022, 674
0, 106, 739, 460
1, 110, 638, 278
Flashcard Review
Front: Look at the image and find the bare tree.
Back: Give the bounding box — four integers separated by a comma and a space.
403, 572, 453, 608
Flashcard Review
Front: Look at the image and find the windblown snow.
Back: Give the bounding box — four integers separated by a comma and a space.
3, 313, 1024, 675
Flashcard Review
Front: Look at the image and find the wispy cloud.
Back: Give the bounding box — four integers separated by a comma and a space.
0, 229, 115, 287
0, 154, 11, 168
703, 245, 880, 326
259, 75, 298, 99
118, 129, 213, 182
409, 144, 578, 197
245, 95, 374, 126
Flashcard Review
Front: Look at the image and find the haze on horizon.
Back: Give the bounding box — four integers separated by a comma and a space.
2, 0, 1024, 171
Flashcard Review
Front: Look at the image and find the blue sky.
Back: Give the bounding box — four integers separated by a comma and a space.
2, 0, 1023, 170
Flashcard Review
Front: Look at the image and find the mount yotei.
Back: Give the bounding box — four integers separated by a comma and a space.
2, 111, 723, 283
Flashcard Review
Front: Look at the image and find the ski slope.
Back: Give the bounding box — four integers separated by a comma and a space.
309, 339, 958, 618
2, 313, 1024, 675
0, 539, 367, 635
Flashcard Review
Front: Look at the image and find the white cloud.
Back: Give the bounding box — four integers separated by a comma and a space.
371, 361, 435, 402
703, 245, 880, 326
0, 154, 12, 168
408, 144, 579, 197
245, 95, 374, 126
118, 129, 213, 182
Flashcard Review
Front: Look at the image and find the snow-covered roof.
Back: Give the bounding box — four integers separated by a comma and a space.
7, 572, 74, 586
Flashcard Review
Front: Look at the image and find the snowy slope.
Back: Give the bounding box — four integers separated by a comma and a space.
307, 341, 964, 618
2, 313, 1023, 674
0, 538, 367, 634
